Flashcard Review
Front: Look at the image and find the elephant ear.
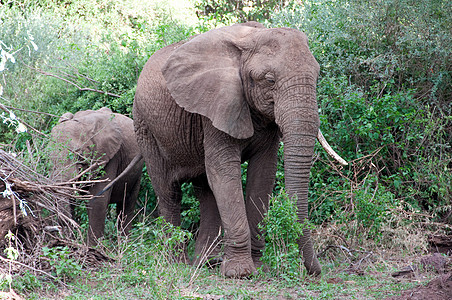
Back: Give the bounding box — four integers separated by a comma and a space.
162, 24, 260, 139
74, 108, 122, 163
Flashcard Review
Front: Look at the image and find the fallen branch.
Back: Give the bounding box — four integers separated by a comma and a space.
0, 255, 58, 281
419, 221, 452, 230
51, 179, 109, 186
68, 162, 103, 182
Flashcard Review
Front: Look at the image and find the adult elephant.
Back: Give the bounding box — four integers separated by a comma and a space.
50, 107, 143, 245
134, 22, 347, 278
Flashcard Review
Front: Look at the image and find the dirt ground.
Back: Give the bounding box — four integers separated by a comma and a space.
386, 272, 452, 300
385, 236, 452, 300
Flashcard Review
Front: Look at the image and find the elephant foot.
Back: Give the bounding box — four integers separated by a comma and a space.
220, 256, 257, 278
304, 259, 322, 277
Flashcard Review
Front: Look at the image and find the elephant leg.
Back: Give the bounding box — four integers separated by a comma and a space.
158, 181, 189, 263
192, 175, 222, 268
87, 181, 112, 246
245, 136, 279, 269
148, 168, 188, 262
148, 167, 183, 227
136, 129, 189, 261
137, 133, 183, 226
115, 179, 140, 236
86, 160, 119, 246
203, 126, 255, 278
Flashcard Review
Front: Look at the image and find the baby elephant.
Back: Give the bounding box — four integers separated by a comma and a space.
50, 107, 143, 245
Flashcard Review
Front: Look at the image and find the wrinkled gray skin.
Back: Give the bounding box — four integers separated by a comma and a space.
51, 107, 143, 245
134, 22, 322, 277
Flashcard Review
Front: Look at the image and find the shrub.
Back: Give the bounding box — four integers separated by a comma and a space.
271, 0, 451, 222
195, 0, 300, 25
259, 190, 307, 281
130, 217, 193, 263
1, 1, 199, 232
273, 0, 451, 110
41, 246, 82, 282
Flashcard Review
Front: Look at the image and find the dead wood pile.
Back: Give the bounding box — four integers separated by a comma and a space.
0, 148, 111, 278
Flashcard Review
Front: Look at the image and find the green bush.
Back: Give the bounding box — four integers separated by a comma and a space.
9, 271, 43, 294
130, 217, 193, 262
195, 0, 298, 25
181, 182, 200, 232
41, 246, 82, 281
1, 0, 198, 123
273, 0, 451, 109
338, 177, 399, 241
259, 190, 307, 281
1, 1, 199, 232
271, 0, 451, 223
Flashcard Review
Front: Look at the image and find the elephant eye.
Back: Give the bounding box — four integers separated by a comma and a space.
265, 73, 275, 85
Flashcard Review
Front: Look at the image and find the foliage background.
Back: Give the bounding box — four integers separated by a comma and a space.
0, 0, 451, 295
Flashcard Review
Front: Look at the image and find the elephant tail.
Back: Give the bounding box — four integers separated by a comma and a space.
96, 154, 144, 197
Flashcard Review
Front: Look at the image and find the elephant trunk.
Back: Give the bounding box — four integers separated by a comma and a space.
275, 80, 322, 276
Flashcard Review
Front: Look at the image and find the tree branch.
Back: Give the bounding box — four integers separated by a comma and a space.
0, 255, 59, 280
2, 105, 60, 118
24, 64, 121, 98
0, 101, 47, 137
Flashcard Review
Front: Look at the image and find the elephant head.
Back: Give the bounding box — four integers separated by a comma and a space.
50, 107, 122, 181
160, 24, 341, 275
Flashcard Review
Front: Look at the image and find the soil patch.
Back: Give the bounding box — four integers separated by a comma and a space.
428, 235, 452, 255
386, 273, 452, 300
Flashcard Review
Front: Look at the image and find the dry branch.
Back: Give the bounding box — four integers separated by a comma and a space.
0, 146, 114, 282
0, 102, 47, 137
24, 63, 121, 98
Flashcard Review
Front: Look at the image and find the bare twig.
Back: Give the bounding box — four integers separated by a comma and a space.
51, 179, 109, 186
189, 227, 222, 286
24, 64, 121, 98
47, 61, 102, 85
318, 244, 373, 260
0, 255, 59, 281
356, 251, 373, 268
68, 162, 103, 182
2, 105, 60, 118
0, 102, 47, 136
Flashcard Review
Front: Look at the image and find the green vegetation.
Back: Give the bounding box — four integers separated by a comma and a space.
41, 246, 83, 281
259, 190, 307, 281
1, 0, 450, 298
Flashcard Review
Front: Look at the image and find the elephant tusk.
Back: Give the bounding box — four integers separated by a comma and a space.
317, 129, 348, 166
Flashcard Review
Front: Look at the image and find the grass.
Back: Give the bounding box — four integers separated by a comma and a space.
10, 218, 443, 300
20, 256, 423, 299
